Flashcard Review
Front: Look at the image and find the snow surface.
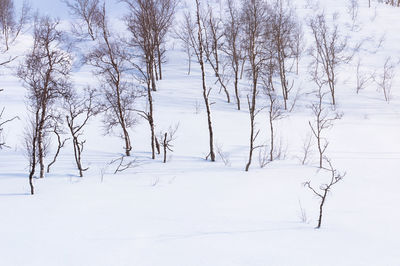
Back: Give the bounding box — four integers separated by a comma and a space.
1, 0, 400, 265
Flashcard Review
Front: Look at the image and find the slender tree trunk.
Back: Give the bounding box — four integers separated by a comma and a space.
240, 58, 246, 79
234, 65, 240, 110
154, 60, 159, 81
245, 71, 257, 171
317, 190, 327, 229
150, 58, 157, 91
72, 137, 83, 177
37, 131, 45, 178
47, 129, 64, 173
269, 112, 274, 161
28, 136, 37, 195
163, 132, 167, 163
196, 0, 215, 162
187, 47, 191, 75
147, 81, 156, 160
157, 44, 163, 80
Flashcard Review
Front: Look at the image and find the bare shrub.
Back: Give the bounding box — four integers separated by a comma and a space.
298, 200, 309, 223
258, 145, 270, 168
304, 157, 345, 229
356, 59, 373, 94
374, 56, 396, 103
158, 124, 178, 163
64, 87, 100, 177
216, 142, 231, 167
298, 133, 313, 165
109, 155, 138, 174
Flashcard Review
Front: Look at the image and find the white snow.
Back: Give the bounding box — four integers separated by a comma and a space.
1, 0, 400, 265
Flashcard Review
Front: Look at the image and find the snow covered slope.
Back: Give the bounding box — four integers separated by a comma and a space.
1, 0, 400, 265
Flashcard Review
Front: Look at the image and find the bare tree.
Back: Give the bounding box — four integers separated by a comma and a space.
122, 0, 157, 92
122, 0, 159, 159
270, 0, 301, 110
0, 0, 30, 66
223, 0, 244, 110
24, 113, 39, 195
18, 15, 72, 179
62, 0, 101, 41
85, 4, 138, 156
347, 0, 359, 29
242, 0, 268, 171
174, 10, 195, 75
64, 87, 99, 177
158, 124, 178, 163
152, 0, 178, 80
308, 68, 342, 168
304, 157, 345, 229
0, 0, 30, 51
293, 21, 304, 76
309, 13, 350, 106
189, 0, 216, 161
202, 4, 230, 103
175, 4, 216, 161
374, 56, 395, 103
355, 59, 373, 94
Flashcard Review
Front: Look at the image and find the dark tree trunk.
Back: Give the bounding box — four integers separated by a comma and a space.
196, 0, 215, 162
163, 132, 167, 163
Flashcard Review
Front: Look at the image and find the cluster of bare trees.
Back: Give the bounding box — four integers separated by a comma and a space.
1, 0, 358, 228
18, 15, 72, 194
9, 0, 178, 194
176, 0, 303, 169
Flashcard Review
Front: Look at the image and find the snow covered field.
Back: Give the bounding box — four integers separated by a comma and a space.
1, 0, 400, 265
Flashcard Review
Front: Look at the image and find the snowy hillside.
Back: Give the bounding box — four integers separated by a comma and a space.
1, 0, 400, 265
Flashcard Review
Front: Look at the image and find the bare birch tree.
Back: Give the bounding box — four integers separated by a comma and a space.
122, 0, 158, 159
18, 15, 72, 179
309, 13, 350, 106
64, 87, 99, 177
270, 0, 300, 110
308, 67, 342, 168
194, 0, 215, 161
374, 56, 395, 103
223, 0, 244, 110
174, 10, 195, 75
0, 0, 30, 66
242, 0, 268, 171
62, 0, 101, 41
85, 4, 138, 156
152, 0, 178, 80
0, 0, 30, 51
202, 4, 230, 103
